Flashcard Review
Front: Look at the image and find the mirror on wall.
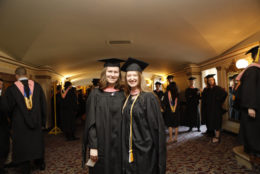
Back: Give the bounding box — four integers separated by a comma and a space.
226, 60, 243, 122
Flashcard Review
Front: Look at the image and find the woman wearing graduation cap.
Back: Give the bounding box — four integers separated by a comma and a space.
236, 45, 260, 159
121, 58, 166, 174
185, 77, 201, 132
202, 74, 227, 143
82, 58, 125, 174
163, 75, 180, 143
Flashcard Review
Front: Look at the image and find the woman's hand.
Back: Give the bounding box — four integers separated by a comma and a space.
90, 149, 98, 162
248, 108, 256, 118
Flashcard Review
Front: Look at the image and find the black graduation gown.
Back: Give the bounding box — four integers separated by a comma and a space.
203, 86, 227, 131
163, 82, 180, 128
185, 87, 200, 128
122, 92, 166, 174
60, 88, 77, 135
201, 87, 207, 125
153, 90, 164, 101
2, 81, 46, 163
238, 66, 260, 155
83, 88, 125, 174
51, 92, 62, 128
0, 96, 10, 159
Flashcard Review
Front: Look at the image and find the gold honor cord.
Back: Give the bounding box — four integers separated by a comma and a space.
255, 43, 260, 63
122, 94, 140, 163
24, 94, 33, 110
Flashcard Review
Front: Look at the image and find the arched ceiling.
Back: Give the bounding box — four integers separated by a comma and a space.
0, 0, 260, 84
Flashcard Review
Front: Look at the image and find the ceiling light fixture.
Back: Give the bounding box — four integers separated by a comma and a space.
108, 40, 132, 45
236, 59, 248, 69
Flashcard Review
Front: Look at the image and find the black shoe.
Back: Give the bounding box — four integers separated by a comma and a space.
72, 136, 80, 140
187, 127, 192, 132
21, 165, 31, 174
38, 162, 45, 171
34, 159, 45, 171
4, 162, 18, 168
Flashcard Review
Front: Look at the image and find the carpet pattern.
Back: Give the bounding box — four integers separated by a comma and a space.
6, 126, 260, 174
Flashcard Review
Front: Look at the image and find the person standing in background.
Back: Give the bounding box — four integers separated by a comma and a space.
2, 67, 46, 174
51, 85, 62, 128
236, 46, 260, 162
61, 81, 78, 141
163, 75, 180, 143
154, 82, 164, 102
203, 74, 227, 143
0, 78, 10, 174
201, 75, 214, 137
185, 77, 201, 132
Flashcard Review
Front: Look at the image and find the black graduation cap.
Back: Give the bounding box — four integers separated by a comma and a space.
205, 74, 215, 79
99, 58, 125, 67
92, 78, 100, 86
167, 75, 174, 80
245, 46, 259, 60
232, 74, 238, 80
188, 77, 196, 80
121, 58, 149, 72
64, 81, 72, 89
155, 82, 161, 85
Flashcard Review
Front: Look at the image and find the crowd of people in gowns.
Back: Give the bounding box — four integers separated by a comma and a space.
0, 45, 260, 174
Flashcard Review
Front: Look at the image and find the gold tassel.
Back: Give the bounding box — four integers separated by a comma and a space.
170, 105, 176, 113
129, 150, 134, 163
124, 94, 140, 164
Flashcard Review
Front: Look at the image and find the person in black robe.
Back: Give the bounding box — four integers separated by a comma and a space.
121, 58, 166, 174
82, 58, 125, 174
163, 75, 180, 143
60, 81, 78, 141
201, 76, 208, 126
51, 85, 62, 128
228, 74, 240, 121
0, 78, 10, 174
185, 77, 201, 132
77, 90, 86, 119
236, 46, 260, 159
203, 74, 227, 143
201, 75, 215, 137
153, 82, 164, 102
2, 67, 46, 174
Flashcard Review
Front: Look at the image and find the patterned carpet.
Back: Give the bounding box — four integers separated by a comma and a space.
6, 125, 260, 174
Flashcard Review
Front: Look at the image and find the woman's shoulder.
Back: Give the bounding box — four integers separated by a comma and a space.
141, 91, 156, 100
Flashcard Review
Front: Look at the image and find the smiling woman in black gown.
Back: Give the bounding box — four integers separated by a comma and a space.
121, 58, 166, 174
82, 58, 125, 174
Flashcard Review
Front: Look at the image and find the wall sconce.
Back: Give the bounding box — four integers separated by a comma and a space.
236, 59, 248, 69
146, 79, 152, 87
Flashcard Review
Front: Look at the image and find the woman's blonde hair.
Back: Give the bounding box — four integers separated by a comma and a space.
124, 71, 151, 95
99, 67, 123, 90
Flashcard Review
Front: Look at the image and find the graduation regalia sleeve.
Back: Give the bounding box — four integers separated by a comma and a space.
82, 88, 98, 168
145, 93, 166, 174
240, 67, 258, 110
